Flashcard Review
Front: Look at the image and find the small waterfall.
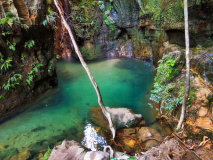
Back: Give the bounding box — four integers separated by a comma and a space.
81, 124, 107, 151
203, 53, 209, 82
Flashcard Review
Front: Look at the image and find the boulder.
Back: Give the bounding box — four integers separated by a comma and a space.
84, 151, 110, 160
48, 140, 110, 160
144, 140, 160, 150
106, 107, 142, 128
88, 107, 143, 129
135, 138, 185, 160
195, 117, 213, 130
137, 126, 164, 143
198, 107, 208, 117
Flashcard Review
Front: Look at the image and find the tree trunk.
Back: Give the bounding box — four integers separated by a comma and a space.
13, 0, 31, 25
53, 0, 116, 139
0, 1, 6, 19
177, 0, 190, 130
54, 0, 74, 57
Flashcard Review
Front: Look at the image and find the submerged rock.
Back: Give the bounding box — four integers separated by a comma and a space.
88, 107, 109, 129
48, 140, 109, 160
10, 150, 31, 160
106, 107, 142, 129
0, 147, 19, 160
31, 126, 46, 132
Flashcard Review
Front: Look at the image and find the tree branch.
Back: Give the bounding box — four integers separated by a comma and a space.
53, 0, 116, 139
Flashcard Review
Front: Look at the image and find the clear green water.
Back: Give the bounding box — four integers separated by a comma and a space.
0, 58, 155, 159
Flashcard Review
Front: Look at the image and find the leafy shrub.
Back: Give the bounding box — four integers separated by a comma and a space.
150, 52, 196, 115
1, 73, 22, 90
155, 52, 183, 84
0, 56, 13, 71
26, 63, 43, 85
0, 11, 29, 29
48, 59, 56, 73
43, 8, 57, 27
24, 40, 35, 49
100, 1, 116, 32
7, 40, 16, 51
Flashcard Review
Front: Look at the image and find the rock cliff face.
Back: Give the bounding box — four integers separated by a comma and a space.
0, 0, 57, 119
72, 0, 213, 66
192, 51, 213, 85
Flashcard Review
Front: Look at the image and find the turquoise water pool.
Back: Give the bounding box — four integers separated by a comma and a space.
0, 58, 155, 159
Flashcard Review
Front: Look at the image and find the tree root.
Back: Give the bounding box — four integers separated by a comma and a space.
172, 132, 202, 160
116, 133, 144, 151
113, 141, 125, 152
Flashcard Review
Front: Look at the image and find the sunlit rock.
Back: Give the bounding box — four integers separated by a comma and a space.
106, 107, 142, 129
195, 117, 213, 130
48, 140, 110, 160
198, 107, 208, 117
84, 151, 110, 160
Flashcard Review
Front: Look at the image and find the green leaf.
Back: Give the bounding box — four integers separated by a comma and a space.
33, 67, 38, 73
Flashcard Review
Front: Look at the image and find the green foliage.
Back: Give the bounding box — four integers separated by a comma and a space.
0, 12, 18, 27
103, 13, 116, 31
2, 73, 22, 90
141, 0, 204, 27
21, 54, 26, 60
26, 74, 33, 85
140, 0, 184, 26
7, 41, 16, 51
71, 0, 103, 38
150, 83, 183, 113
43, 8, 57, 26
0, 56, 13, 71
1, 31, 11, 36
24, 40, 35, 49
99, 1, 116, 32
0, 12, 29, 29
155, 53, 181, 84
26, 62, 43, 85
48, 59, 55, 73
150, 52, 196, 115
0, 95, 4, 99
43, 147, 52, 160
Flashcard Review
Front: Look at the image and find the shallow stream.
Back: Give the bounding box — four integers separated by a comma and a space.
0, 58, 155, 159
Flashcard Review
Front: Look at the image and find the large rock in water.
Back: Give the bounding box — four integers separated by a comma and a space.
106, 107, 142, 128
88, 107, 143, 129
49, 140, 109, 160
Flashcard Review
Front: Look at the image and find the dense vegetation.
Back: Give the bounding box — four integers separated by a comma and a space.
0, 0, 213, 159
